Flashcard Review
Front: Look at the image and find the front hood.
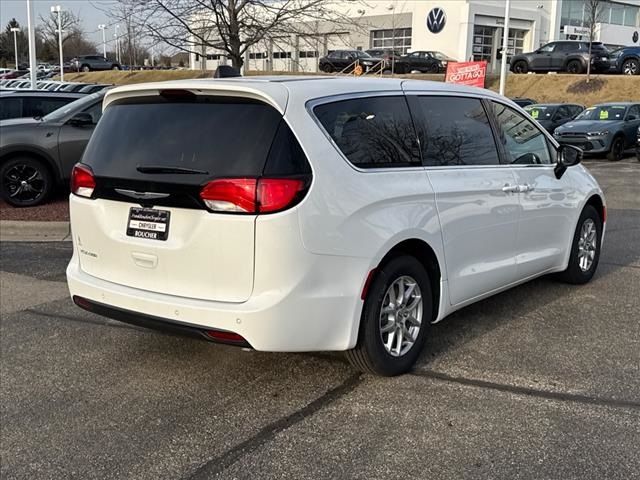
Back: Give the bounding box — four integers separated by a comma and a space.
556, 120, 623, 133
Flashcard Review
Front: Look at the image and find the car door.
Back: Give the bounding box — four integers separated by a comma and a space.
406, 93, 521, 306
490, 101, 577, 277
552, 105, 573, 130
551, 42, 571, 70
623, 105, 640, 147
532, 43, 555, 70
57, 100, 102, 179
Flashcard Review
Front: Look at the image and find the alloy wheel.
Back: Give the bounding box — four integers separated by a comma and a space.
577, 218, 597, 272
2, 163, 46, 204
379, 275, 423, 357
623, 60, 638, 75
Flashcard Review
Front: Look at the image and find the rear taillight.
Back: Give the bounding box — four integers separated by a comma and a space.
70, 163, 96, 198
200, 178, 306, 214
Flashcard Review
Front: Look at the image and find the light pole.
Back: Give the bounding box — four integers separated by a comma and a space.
10, 27, 20, 69
51, 5, 64, 81
98, 24, 107, 58
26, 0, 37, 89
499, 0, 511, 96
114, 25, 120, 64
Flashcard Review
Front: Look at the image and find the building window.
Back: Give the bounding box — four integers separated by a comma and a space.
299, 51, 318, 58
472, 26, 494, 63
623, 5, 639, 26
561, 0, 640, 31
370, 28, 412, 54
249, 52, 266, 60
206, 54, 223, 60
273, 52, 292, 59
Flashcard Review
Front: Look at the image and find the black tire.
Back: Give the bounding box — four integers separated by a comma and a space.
566, 59, 583, 74
512, 60, 528, 74
345, 255, 432, 376
607, 136, 625, 161
622, 58, 639, 75
0, 156, 53, 207
81, 65, 91, 72
557, 205, 602, 284
112, 65, 121, 70
427, 63, 439, 73
320, 63, 333, 73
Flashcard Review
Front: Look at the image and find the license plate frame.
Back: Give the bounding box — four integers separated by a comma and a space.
126, 207, 171, 241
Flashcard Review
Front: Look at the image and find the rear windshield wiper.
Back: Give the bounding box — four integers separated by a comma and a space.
136, 165, 209, 175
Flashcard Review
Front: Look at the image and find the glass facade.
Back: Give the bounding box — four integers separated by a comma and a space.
370, 28, 412, 54
561, 0, 640, 29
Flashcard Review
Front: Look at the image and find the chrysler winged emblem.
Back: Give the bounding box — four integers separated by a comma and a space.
115, 189, 170, 200
426, 7, 446, 34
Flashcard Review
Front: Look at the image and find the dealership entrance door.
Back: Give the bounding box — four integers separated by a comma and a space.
472, 25, 527, 74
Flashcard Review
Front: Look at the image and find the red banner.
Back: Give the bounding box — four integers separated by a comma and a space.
445, 61, 487, 88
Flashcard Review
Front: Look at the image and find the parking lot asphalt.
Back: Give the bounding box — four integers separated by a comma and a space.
1, 157, 639, 480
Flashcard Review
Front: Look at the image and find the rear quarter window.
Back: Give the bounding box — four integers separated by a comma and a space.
313, 96, 421, 169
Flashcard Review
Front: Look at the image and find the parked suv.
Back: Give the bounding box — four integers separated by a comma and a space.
66, 78, 605, 376
73, 55, 121, 72
0, 91, 105, 206
318, 50, 383, 73
401, 51, 456, 73
554, 103, 640, 161
510, 41, 609, 74
607, 46, 640, 75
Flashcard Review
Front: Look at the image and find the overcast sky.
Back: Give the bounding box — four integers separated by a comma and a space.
1, 0, 118, 46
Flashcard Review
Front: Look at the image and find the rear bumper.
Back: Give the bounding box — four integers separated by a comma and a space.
66, 254, 367, 352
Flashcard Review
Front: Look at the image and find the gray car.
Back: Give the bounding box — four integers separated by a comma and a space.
0, 92, 105, 206
553, 103, 640, 161
510, 41, 610, 74
72, 55, 121, 72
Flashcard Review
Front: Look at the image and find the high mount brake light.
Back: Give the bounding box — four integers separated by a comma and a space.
200, 178, 306, 214
71, 163, 96, 198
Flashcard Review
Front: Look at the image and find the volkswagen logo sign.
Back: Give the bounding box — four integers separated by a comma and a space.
426, 7, 446, 34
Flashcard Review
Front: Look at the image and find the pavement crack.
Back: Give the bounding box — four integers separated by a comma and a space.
411, 370, 640, 410
184, 372, 363, 479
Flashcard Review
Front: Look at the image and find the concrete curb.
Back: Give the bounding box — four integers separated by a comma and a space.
0, 220, 71, 242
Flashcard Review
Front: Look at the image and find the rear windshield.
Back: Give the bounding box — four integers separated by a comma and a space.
83, 95, 290, 182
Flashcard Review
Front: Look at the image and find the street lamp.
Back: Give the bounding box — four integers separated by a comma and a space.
10, 27, 20, 69
50, 5, 64, 81
98, 24, 107, 58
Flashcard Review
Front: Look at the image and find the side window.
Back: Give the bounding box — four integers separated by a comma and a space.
313, 96, 421, 168
570, 105, 583, 117
554, 106, 571, 120
411, 96, 499, 166
626, 105, 640, 120
491, 102, 552, 165
82, 102, 103, 124
23, 97, 71, 117
0, 98, 22, 120
539, 43, 555, 53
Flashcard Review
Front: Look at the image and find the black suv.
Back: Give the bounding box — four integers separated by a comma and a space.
510, 41, 610, 74
73, 55, 121, 72
0, 92, 105, 206
401, 51, 456, 73
318, 50, 384, 73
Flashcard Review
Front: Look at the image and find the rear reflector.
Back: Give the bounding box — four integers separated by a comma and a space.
71, 163, 96, 198
200, 178, 306, 214
205, 330, 248, 344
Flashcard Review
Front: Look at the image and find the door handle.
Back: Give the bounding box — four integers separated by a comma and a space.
518, 184, 534, 193
502, 184, 519, 193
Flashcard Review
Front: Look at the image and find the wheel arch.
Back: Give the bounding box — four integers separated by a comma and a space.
585, 193, 605, 224
375, 238, 443, 323
0, 147, 62, 184
564, 56, 587, 70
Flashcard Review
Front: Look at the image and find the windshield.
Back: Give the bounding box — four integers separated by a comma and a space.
43, 93, 102, 122
524, 105, 557, 120
355, 51, 372, 58
575, 105, 628, 121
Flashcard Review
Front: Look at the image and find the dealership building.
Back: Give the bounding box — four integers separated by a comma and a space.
190, 0, 640, 73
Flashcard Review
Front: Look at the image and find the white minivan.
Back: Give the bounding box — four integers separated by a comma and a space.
67, 77, 605, 376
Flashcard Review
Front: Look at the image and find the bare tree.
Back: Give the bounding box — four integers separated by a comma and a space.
107, 0, 364, 69
583, 0, 604, 83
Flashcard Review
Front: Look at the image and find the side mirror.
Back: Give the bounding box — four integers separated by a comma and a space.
67, 112, 94, 127
554, 144, 582, 179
